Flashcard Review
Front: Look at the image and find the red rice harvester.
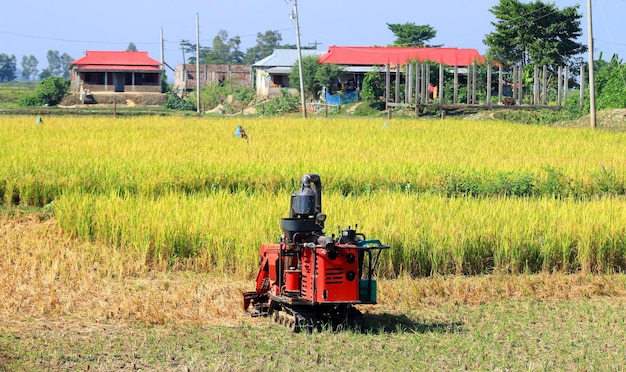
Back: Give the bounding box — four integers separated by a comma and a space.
243, 174, 389, 331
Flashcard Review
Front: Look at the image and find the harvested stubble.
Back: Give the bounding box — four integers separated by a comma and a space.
3, 214, 626, 329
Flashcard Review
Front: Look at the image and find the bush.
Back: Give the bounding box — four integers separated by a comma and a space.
165, 91, 197, 111
255, 89, 300, 115
19, 76, 69, 107
352, 101, 386, 116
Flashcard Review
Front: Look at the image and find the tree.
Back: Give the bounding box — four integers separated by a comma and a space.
39, 50, 72, 79
126, 42, 138, 52
182, 30, 244, 65
484, 0, 586, 68
228, 36, 244, 64
0, 53, 17, 82
243, 30, 283, 64
180, 40, 210, 64
204, 30, 230, 64
289, 55, 343, 99
387, 23, 438, 47
21, 55, 39, 81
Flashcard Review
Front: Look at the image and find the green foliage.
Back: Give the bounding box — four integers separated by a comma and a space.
201, 30, 243, 64
290, 55, 344, 99
289, 55, 318, 99
39, 50, 72, 79
493, 107, 582, 125
19, 76, 69, 107
485, 0, 586, 68
0, 53, 17, 82
165, 91, 197, 111
360, 68, 385, 101
199, 78, 255, 112
20, 55, 39, 81
254, 89, 299, 115
595, 55, 626, 109
18, 95, 42, 107
351, 101, 386, 116
315, 63, 344, 93
387, 22, 438, 47
243, 30, 283, 64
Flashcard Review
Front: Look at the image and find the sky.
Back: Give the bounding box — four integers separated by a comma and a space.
1, 0, 625, 81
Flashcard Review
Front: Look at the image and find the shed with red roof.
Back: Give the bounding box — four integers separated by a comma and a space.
70, 51, 163, 93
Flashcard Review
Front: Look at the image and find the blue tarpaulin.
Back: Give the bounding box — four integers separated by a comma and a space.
325, 90, 359, 106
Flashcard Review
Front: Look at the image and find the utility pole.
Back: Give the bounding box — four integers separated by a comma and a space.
291, 0, 307, 118
587, 0, 596, 128
196, 13, 200, 114
309, 40, 323, 50
160, 27, 164, 68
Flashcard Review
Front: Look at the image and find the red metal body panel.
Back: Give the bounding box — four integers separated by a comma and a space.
301, 245, 359, 303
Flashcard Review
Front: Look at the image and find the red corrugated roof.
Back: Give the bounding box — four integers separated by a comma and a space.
318, 46, 487, 66
77, 64, 161, 72
71, 51, 162, 69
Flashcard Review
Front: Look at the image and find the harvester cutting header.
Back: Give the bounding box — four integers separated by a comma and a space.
243, 174, 389, 332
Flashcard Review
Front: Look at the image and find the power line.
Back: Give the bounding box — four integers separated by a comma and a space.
0, 30, 159, 45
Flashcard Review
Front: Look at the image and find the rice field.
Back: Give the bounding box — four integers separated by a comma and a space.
2, 115, 626, 276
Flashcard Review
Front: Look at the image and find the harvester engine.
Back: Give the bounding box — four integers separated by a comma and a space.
243, 174, 389, 332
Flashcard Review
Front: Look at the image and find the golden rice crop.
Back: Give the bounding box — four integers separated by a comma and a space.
53, 190, 626, 276
3, 115, 626, 276
2, 115, 626, 202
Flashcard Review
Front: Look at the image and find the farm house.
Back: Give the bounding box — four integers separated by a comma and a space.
69, 51, 163, 94
253, 49, 322, 97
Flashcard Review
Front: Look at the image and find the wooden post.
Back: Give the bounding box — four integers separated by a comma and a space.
385, 63, 391, 109
533, 65, 539, 106
407, 63, 412, 103
395, 65, 400, 104
498, 65, 503, 104
415, 62, 421, 105
113, 95, 117, 118
564, 65, 569, 103
421, 63, 426, 104
542, 65, 548, 105
425, 64, 431, 103
557, 66, 563, 106
324, 104, 328, 118
453, 65, 459, 104
487, 64, 492, 107
512, 66, 517, 102
466, 65, 472, 105
472, 64, 477, 104
518, 67, 523, 105
580, 64, 585, 108
388, 108, 392, 120
438, 63, 444, 108
472, 64, 478, 104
